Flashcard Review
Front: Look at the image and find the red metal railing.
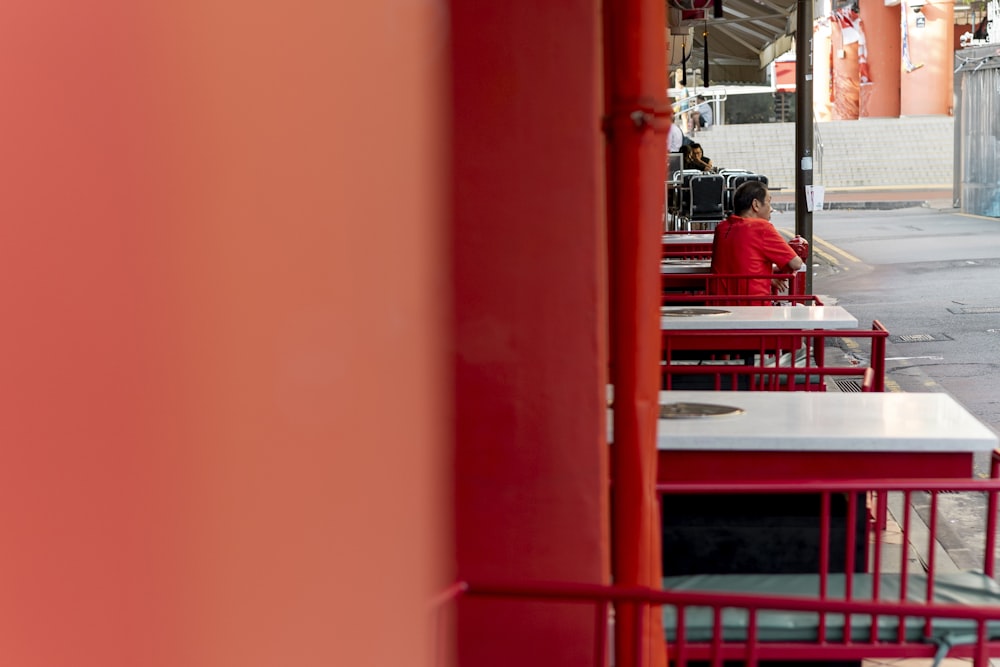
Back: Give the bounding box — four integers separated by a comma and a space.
659, 320, 889, 392
656, 470, 1000, 664
662, 293, 825, 306
661, 272, 808, 300
440, 579, 1000, 667
662, 249, 713, 260
432, 454, 1000, 667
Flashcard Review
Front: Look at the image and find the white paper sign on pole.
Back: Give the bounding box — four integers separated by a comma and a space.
804, 185, 825, 212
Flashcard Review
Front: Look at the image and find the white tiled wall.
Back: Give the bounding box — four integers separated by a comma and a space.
692, 116, 954, 190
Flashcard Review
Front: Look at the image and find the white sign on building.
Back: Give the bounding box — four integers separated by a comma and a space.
989, 0, 999, 43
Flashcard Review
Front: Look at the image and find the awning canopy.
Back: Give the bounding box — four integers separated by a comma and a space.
668, 0, 798, 84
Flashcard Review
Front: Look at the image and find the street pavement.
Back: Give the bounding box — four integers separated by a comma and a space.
781, 194, 1000, 578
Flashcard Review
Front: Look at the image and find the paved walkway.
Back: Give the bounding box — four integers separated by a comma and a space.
772, 187, 954, 211
861, 504, 1000, 666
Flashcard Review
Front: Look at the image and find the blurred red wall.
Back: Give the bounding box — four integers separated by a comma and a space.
0, 2, 448, 665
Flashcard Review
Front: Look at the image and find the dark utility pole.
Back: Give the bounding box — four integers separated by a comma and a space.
795, 0, 814, 294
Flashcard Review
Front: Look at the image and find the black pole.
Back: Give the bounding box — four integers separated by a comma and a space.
702, 28, 709, 84
795, 0, 814, 294
681, 44, 689, 86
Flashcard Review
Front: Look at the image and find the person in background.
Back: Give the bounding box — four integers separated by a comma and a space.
974, 14, 988, 39
667, 121, 684, 153
688, 108, 701, 133
696, 94, 713, 128
684, 143, 714, 172
678, 145, 693, 170
711, 180, 802, 302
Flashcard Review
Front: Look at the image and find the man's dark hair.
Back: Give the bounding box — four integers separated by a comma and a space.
733, 180, 768, 215
697, 95, 706, 102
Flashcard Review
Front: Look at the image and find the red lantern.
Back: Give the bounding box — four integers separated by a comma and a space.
668, 0, 714, 21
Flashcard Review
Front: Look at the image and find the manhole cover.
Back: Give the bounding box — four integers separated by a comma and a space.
948, 306, 1000, 314
661, 308, 731, 317
889, 333, 953, 343
659, 402, 745, 419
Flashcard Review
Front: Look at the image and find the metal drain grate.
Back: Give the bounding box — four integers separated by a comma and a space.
948, 306, 1000, 314
889, 333, 953, 343
834, 378, 863, 392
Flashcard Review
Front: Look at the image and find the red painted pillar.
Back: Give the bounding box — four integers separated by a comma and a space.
606, 0, 668, 664
859, 0, 901, 117
451, 1, 610, 666
900, 0, 955, 115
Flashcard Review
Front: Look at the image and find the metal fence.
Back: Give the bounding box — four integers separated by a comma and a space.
955, 45, 1000, 217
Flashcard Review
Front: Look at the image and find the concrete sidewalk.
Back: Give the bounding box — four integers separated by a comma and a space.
772, 186, 954, 212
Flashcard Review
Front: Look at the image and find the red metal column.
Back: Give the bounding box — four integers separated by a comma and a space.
604, 0, 669, 665
451, 2, 609, 666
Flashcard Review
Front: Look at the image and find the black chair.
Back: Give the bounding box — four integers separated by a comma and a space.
667, 152, 685, 179
724, 173, 769, 215
720, 170, 749, 213
669, 170, 703, 230
686, 173, 725, 229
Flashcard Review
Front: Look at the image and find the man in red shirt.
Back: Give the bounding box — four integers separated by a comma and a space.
711, 181, 803, 302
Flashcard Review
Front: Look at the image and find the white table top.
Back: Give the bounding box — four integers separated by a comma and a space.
660, 259, 712, 274
662, 234, 714, 245
661, 305, 858, 330
655, 390, 999, 452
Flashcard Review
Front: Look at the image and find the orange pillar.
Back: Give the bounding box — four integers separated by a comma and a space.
814, 21, 834, 122
859, 0, 901, 117
831, 17, 861, 119
451, 1, 609, 666
900, 0, 955, 115
0, 2, 448, 667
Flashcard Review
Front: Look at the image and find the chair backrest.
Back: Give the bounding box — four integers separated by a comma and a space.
687, 174, 725, 220
725, 173, 769, 214
729, 173, 769, 190
668, 153, 684, 179
673, 170, 704, 220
